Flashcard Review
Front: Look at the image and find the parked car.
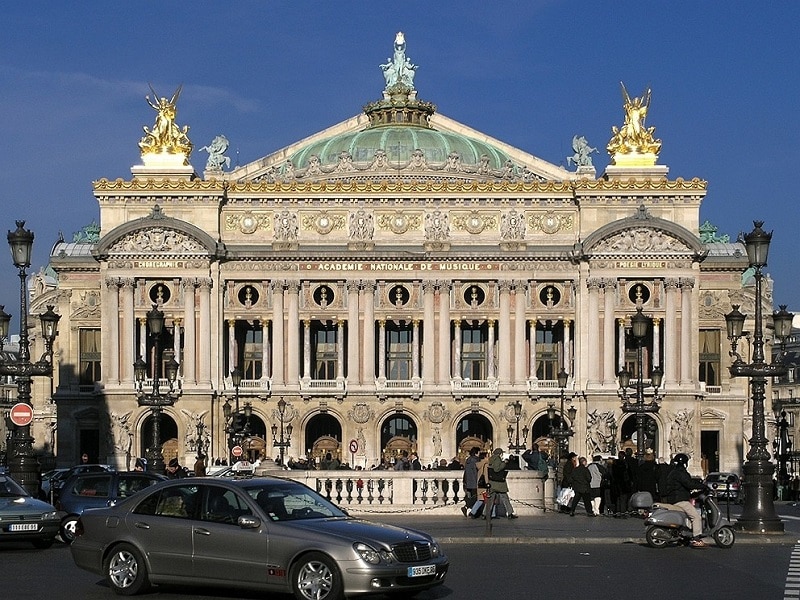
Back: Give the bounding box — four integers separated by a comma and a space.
49, 464, 115, 504
40, 468, 70, 500
0, 473, 62, 549
210, 460, 256, 477
703, 472, 742, 502
70, 476, 449, 600
57, 471, 166, 543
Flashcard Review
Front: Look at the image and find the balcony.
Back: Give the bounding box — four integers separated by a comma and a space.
375, 378, 422, 399
223, 377, 272, 394
300, 377, 347, 399
451, 378, 499, 399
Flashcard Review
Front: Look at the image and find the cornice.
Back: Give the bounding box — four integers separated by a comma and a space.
93, 178, 226, 192
574, 177, 707, 192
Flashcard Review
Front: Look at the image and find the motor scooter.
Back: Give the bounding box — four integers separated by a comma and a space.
630, 489, 736, 549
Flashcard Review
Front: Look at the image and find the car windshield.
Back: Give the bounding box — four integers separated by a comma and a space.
244, 481, 347, 522
0, 475, 30, 498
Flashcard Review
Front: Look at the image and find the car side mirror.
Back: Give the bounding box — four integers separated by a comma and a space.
238, 515, 261, 529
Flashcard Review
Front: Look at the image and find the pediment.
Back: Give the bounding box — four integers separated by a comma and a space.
591, 227, 692, 254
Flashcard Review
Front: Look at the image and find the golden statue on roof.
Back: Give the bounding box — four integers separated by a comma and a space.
607, 82, 661, 166
138, 84, 193, 163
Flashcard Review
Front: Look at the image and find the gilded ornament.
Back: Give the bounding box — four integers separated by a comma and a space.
452, 211, 497, 235
606, 82, 662, 165
377, 212, 421, 234
138, 84, 193, 162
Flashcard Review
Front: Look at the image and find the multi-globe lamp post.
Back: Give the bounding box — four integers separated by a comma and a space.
506, 400, 529, 460
0, 221, 60, 495
223, 368, 253, 463
271, 397, 293, 467
548, 368, 577, 478
617, 307, 663, 459
133, 304, 180, 475
724, 221, 794, 533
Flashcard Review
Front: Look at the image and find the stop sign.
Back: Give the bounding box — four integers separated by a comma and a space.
9, 403, 34, 427
232, 445, 243, 457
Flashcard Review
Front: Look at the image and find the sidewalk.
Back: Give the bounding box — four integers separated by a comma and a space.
369, 506, 791, 545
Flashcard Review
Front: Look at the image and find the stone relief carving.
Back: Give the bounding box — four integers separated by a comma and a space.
529, 211, 573, 234
668, 409, 695, 458
452, 211, 496, 235
424, 210, 449, 242
348, 210, 374, 241
377, 212, 421, 234
109, 228, 204, 254
500, 209, 527, 240
422, 402, 450, 424
273, 211, 298, 242
348, 403, 375, 424
594, 228, 687, 253
300, 211, 345, 235
226, 211, 271, 234
586, 410, 616, 455
108, 411, 133, 455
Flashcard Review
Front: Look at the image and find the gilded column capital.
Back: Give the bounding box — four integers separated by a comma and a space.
679, 277, 695, 290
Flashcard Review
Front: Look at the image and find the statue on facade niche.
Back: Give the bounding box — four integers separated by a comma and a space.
109, 412, 133, 455
668, 409, 695, 457
200, 135, 231, 171
380, 32, 417, 90
139, 84, 193, 158
432, 428, 442, 458
567, 135, 598, 167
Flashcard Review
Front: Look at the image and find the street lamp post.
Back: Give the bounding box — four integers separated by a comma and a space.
506, 400, 529, 459
725, 220, 794, 533
134, 304, 180, 475
774, 410, 791, 497
271, 397, 293, 467
618, 307, 663, 459
0, 222, 60, 495
548, 368, 578, 472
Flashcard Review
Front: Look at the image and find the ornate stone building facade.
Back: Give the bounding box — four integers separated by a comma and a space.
39, 34, 766, 475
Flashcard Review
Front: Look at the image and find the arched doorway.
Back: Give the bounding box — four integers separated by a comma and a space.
241, 414, 267, 462
141, 412, 178, 466
305, 413, 343, 464
531, 412, 560, 460
620, 415, 659, 456
455, 414, 493, 462
380, 414, 417, 465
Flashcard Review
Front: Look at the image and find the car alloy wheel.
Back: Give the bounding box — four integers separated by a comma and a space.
291, 551, 343, 600
105, 543, 151, 596
60, 515, 79, 544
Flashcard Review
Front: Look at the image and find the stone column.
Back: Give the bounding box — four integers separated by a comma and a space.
197, 278, 212, 386
617, 317, 626, 374
680, 277, 694, 385
271, 282, 285, 386
287, 282, 300, 384
362, 283, 375, 383
138, 318, 147, 364
302, 320, 311, 380
412, 319, 420, 381
529, 319, 538, 380
487, 319, 496, 380
498, 281, 511, 384
437, 283, 451, 383
514, 282, 527, 384
602, 279, 617, 385
104, 278, 120, 384
563, 319, 572, 374
172, 318, 182, 368
261, 319, 271, 379
664, 278, 679, 385
337, 318, 345, 380
587, 278, 602, 385
347, 282, 360, 383
652, 317, 661, 369
120, 278, 136, 385
453, 319, 462, 380
377, 319, 386, 380
422, 282, 436, 384
182, 279, 197, 385
228, 319, 237, 372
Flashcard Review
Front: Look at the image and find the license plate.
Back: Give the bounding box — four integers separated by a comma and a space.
408, 565, 436, 578
9, 523, 38, 532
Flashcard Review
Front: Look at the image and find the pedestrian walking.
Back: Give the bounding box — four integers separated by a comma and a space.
461, 447, 480, 517
467, 452, 491, 517
587, 455, 605, 515
568, 457, 596, 516
487, 448, 518, 519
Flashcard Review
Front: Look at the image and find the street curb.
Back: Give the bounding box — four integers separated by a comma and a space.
435, 535, 797, 545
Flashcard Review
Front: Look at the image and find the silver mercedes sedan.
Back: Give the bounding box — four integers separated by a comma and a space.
70, 476, 448, 599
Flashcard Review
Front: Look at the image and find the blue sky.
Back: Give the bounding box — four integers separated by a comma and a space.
0, 1, 798, 326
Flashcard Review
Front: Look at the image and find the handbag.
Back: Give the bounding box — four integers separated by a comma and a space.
557, 486, 575, 507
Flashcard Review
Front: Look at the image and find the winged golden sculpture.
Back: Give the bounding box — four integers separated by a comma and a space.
138, 84, 193, 162
607, 82, 661, 165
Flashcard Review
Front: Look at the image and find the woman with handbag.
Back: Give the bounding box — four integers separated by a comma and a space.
486, 448, 518, 519
467, 452, 491, 518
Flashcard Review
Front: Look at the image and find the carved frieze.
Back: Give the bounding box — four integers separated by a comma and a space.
377, 211, 422, 234
226, 211, 271, 234
108, 228, 205, 255
593, 227, 688, 253
301, 211, 346, 235
528, 211, 573, 234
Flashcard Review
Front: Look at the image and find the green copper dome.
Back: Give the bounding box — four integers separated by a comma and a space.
288, 125, 511, 171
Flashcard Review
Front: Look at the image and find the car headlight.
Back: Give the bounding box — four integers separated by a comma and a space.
41, 511, 59, 521
354, 542, 382, 565
430, 542, 441, 558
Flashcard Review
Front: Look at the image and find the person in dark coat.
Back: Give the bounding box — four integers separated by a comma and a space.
165, 457, 186, 479
461, 447, 480, 516
612, 451, 632, 515
636, 450, 658, 498
487, 448, 518, 519
664, 453, 706, 547
568, 457, 596, 516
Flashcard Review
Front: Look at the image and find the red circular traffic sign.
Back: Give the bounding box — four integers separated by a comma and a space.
9, 403, 33, 427
231, 445, 243, 457
349, 439, 358, 454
